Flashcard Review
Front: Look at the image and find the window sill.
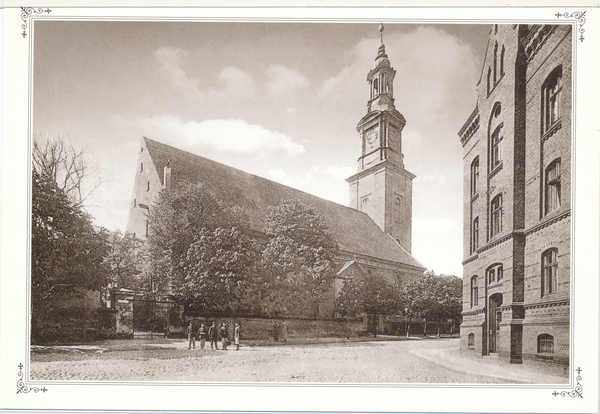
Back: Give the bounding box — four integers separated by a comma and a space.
535, 354, 554, 361
488, 282, 503, 289
543, 207, 563, 221
489, 162, 503, 179
541, 119, 562, 143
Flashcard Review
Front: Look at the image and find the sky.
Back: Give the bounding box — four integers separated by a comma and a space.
33, 21, 491, 277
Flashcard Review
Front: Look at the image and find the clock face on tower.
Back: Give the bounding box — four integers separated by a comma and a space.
365, 127, 378, 150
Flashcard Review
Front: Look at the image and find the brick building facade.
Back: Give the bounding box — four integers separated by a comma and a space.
459, 24, 571, 367
126, 36, 425, 321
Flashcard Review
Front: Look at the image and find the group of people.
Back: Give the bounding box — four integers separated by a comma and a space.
273, 322, 288, 343
186, 321, 241, 351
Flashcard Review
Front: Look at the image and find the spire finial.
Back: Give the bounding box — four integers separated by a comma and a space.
379, 23, 384, 44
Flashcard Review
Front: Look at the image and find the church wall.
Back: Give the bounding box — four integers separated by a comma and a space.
386, 169, 413, 252
352, 166, 387, 233
125, 140, 164, 239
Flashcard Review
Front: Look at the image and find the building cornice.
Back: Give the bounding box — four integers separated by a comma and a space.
459, 106, 480, 147
462, 254, 479, 266
525, 209, 571, 236
523, 25, 557, 63
346, 160, 416, 183
462, 308, 485, 317
524, 299, 569, 310
356, 109, 406, 132
336, 249, 425, 274
476, 230, 520, 254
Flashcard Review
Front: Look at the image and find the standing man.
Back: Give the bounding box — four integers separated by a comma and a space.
234, 322, 241, 351
198, 323, 208, 350
208, 321, 219, 350
186, 322, 195, 350
221, 322, 229, 350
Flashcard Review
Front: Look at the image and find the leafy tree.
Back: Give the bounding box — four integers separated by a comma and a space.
336, 272, 401, 338
31, 170, 109, 342
401, 271, 462, 337
144, 180, 255, 313
435, 274, 463, 335
176, 226, 259, 315
102, 230, 143, 289
260, 199, 337, 317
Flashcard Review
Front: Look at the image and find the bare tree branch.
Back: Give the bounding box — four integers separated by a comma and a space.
32, 133, 103, 208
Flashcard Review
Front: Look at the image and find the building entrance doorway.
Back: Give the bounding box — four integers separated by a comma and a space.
488, 293, 503, 353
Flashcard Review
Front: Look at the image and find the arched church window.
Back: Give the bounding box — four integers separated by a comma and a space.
373, 78, 379, 97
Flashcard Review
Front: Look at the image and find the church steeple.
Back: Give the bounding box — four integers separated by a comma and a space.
356, 25, 406, 171
367, 26, 396, 113
346, 24, 415, 253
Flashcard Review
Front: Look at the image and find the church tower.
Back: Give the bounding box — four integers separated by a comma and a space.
346, 25, 416, 253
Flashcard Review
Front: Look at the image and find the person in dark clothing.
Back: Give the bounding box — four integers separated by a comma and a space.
197, 323, 208, 350
208, 321, 219, 350
221, 322, 229, 350
186, 322, 195, 350
234, 322, 241, 351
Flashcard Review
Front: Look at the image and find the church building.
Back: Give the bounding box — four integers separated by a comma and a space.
459, 24, 571, 368
126, 29, 425, 320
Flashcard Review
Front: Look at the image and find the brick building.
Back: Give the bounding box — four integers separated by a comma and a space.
126, 36, 425, 321
459, 24, 571, 367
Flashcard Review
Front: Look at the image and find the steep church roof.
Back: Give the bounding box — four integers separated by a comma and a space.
143, 137, 424, 270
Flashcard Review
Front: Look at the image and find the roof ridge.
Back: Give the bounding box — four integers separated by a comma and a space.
142, 136, 368, 217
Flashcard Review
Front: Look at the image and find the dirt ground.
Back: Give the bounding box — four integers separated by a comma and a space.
30, 337, 567, 384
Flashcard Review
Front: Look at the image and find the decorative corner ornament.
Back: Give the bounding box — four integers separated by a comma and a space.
16, 363, 48, 394
555, 11, 586, 42
21, 7, 52, 38
552, 367, 583, 398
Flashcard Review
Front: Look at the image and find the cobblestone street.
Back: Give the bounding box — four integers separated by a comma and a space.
30, 338, 568, 383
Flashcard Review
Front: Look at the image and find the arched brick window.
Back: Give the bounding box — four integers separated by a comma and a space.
542, 248, 558, 296
490, 124, 503, 170
470, 157, 479, 196
487, 263, 503, 284
470, 217, 479, 254
537, 334, 554, 355
490, 194, 503, 238
470, 276, 479, 307
545, 158, 561, 215
542, 66, 562, 134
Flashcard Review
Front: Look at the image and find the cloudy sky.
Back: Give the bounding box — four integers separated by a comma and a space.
33, 21, 491, 276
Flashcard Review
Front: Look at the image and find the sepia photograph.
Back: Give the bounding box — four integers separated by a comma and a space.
1, 5, 598, 414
